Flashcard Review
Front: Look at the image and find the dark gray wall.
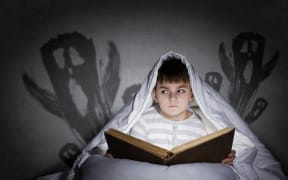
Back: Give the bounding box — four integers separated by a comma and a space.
1, 0, 287, 179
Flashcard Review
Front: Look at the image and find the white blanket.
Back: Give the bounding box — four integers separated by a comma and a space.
68, 51, 286, 180
79, 155, 238, 180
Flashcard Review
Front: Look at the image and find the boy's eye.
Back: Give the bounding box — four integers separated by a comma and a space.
178, 89, 186, 94
160, 90, 168, 94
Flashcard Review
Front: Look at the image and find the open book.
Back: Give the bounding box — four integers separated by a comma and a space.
104, 127, 235, 165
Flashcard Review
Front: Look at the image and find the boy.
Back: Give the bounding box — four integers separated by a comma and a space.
109, 57, 236, 164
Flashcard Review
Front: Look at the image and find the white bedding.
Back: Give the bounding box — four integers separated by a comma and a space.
79, 155, 238, 180
40, 51, 286, 180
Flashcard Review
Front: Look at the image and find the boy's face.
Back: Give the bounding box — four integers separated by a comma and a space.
152, 81, 193, 121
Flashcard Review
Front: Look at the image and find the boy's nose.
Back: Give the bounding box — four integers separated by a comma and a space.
169, 92, 177, 101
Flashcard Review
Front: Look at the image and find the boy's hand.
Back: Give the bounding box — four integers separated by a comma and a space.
221, 150, 236, 165
105, 149, 114, 158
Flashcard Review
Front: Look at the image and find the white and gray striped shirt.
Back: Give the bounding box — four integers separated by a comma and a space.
129, 107, 208, 150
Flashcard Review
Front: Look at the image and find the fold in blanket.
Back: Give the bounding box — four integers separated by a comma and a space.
68, 51, 285, 180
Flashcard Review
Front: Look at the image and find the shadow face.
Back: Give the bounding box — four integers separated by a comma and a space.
206, 32, 279, 123
122, 84, 141, 105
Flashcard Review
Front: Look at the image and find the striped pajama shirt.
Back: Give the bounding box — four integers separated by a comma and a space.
130, 107, 208, 150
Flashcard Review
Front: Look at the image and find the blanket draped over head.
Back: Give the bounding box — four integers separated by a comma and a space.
68, 52, 285, 180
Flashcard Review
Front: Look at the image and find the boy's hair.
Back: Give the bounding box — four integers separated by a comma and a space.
157, 57, 190, 83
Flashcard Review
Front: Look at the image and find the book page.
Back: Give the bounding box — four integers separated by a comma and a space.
171, 127, 233, 154
106, 129, 171, 159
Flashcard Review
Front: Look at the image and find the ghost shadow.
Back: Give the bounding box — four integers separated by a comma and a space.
22, 32, 121, 166
205, 32, 278, 123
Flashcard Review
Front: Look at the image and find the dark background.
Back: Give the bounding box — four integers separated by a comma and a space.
1, 0, 287, 179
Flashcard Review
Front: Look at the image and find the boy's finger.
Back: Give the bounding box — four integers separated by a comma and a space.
222, 156, 235, 164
